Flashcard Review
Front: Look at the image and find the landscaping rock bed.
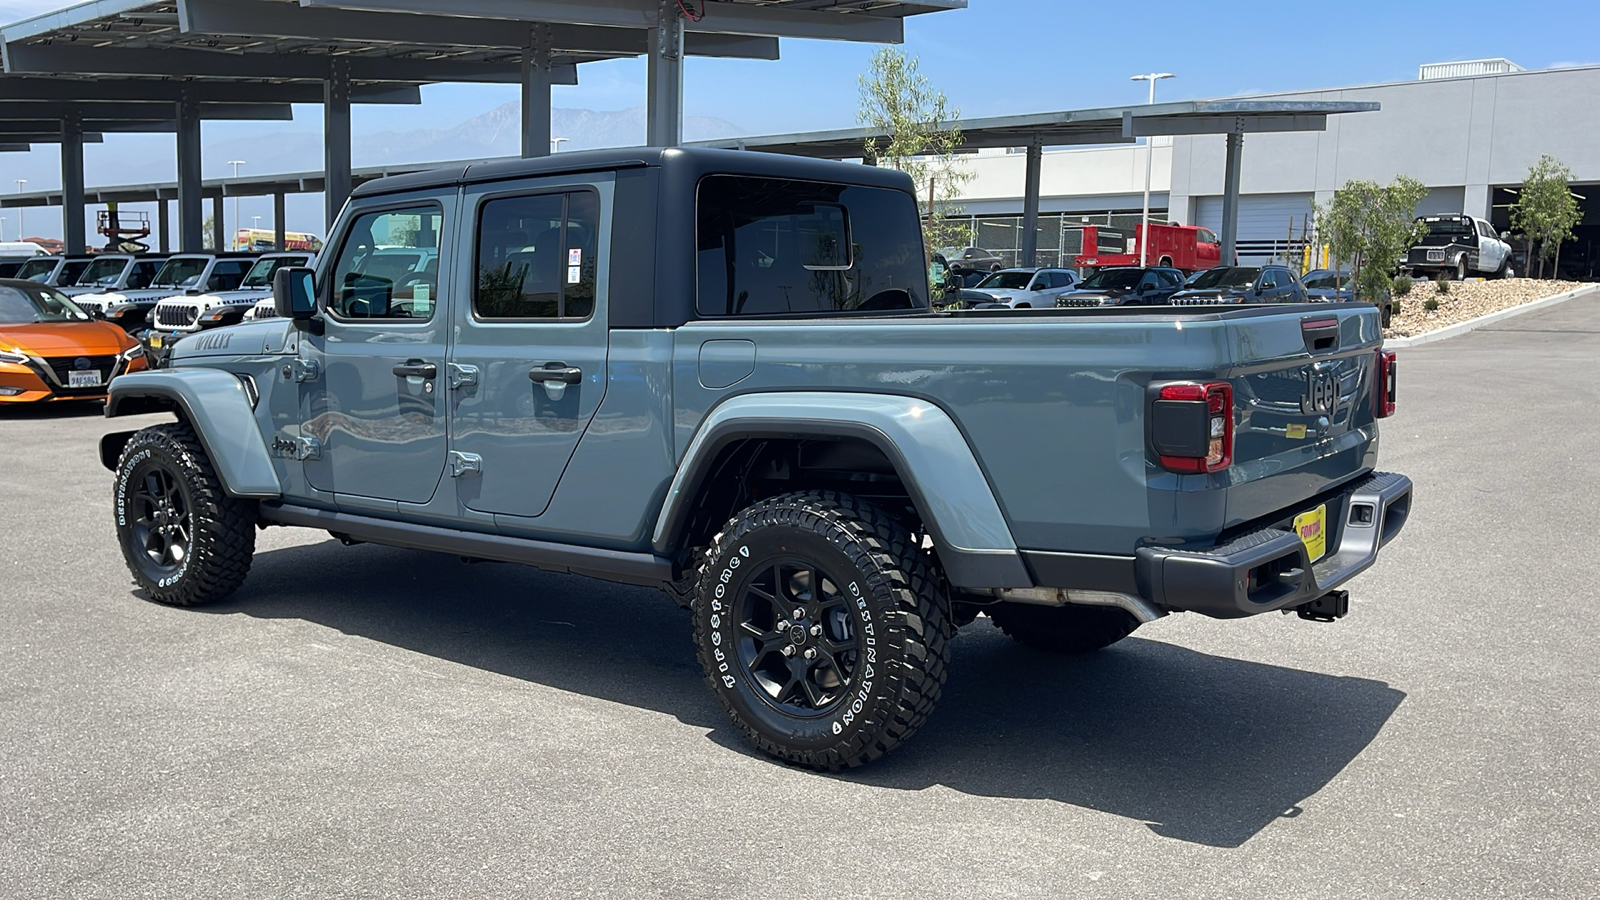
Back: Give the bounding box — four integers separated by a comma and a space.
1387, 277, 1586, 337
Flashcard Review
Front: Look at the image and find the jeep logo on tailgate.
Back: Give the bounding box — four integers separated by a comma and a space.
1302, 371, 1337, 415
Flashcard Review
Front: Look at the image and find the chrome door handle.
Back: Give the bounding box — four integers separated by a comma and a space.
528, 363, 582, 385
392, 361, 437, 379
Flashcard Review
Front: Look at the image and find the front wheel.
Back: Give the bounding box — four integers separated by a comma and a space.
113, 423, 256, 606
691, 491, 950, 770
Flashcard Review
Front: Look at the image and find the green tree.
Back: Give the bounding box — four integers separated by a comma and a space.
857, 48, 972, 270
1312, 176, 1428, 304
201, 213, 216, 250
1511, 154, 1582, 279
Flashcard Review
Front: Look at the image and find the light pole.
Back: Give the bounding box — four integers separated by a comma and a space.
14, 180, 25, 240
227, 160, 245, 250
550, 137, 570, 154
1130, 72, 1174, 265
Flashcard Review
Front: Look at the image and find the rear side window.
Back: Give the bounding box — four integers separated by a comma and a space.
696, 175, 928, 317
328, 205, 442, 320
474, 190, 599, 320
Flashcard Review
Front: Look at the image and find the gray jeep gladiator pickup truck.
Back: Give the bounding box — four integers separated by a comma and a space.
101, 148, 1412, 770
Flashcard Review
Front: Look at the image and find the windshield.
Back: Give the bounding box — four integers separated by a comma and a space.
0, 284, 91, 324
1302, 271, 1351, 291
79, 257, 131, 285
1077, 269, 1143, 290
14, 258, 57, 282
1188, 267, 1259, 289
241, 255, 309, 288
976, 271, 1036, 290
152, 257, 209, 288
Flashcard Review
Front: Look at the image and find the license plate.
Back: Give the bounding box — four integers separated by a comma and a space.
148, 333, 163, 348
1294, 504, 1328, 563
68, 370, 102, 388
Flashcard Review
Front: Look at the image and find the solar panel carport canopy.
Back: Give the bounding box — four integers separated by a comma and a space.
2, 0, 962, 252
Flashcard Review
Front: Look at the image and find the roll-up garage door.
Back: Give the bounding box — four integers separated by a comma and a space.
1196, 193, 1315, 263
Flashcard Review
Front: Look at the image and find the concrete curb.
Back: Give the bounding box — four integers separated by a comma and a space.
1385, 283, 1599, 349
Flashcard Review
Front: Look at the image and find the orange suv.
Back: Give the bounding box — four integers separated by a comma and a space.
0, 278, 148, 404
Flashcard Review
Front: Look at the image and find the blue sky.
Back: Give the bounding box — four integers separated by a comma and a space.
4, 0, 1600, 239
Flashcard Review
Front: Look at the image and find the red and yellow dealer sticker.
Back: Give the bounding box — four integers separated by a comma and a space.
1295, 504, 1328, 562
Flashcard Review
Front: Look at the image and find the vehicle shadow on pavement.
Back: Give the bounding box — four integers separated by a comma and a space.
854, 634, 1405, 848
217, 540, 1403, 850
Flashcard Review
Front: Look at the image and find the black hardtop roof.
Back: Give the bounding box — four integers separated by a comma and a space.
350, 146, 917, 199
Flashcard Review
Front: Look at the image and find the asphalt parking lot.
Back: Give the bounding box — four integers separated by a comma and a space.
2, 298, 1597, 899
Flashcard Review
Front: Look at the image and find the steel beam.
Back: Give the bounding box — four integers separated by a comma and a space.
158, 200, 170, 253
0, 77, 421, 104
0, 143, 29, 152
176, 91, 203, 252
522, 25, 553, 159
0, 102, 294, 121
1220, 132, 1243, 267
210, 195, 226, 251
273, 193, 287, 251
1020, 139, 1043, 268
2, 42, 576, 84
300, 0, 904, 42
177, 0, 776, 59
61, 110, 86, 254
1122, 112, 1327, 137
325, 59, 353, 233
647, 2, 683, 147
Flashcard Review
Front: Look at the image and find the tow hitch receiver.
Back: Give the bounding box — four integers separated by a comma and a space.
1292, 590, 1349, 623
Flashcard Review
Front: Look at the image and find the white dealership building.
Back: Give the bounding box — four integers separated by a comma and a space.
951, 60, 1600, 274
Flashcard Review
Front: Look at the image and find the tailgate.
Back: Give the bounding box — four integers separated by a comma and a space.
1222, 306, 1383, 531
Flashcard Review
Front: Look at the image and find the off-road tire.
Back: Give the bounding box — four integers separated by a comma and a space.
988, 602, 1140, 653
113, 422, 256, 607
691, 490, 949, 770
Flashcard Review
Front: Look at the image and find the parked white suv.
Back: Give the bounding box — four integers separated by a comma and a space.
1402, 214, 1514, 280
147, 252, 315, 337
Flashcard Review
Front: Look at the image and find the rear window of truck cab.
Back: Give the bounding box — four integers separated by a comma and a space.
695, 175, 929, 317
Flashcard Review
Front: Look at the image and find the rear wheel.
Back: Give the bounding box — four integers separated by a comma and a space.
113, 423, 256, 606
1159, 256, 1173, 268
1454, 257, 1468, 281
988, 602, 1140, 653
691, 490, 949, 770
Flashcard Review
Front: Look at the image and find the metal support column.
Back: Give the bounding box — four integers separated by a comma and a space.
176, 91, 203, 252
1220, 131, 1243, 267
521, 25, 553, 159
157, 199, 170, 253
273, 193, 287, 250
647, 2, 684, 147
1020, 139, 1044, 268
60, 110, 86, 254
324, 59, 353, 232
211, 195, 226, 250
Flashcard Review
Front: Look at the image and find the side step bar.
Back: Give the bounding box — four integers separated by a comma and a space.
258, 503, 674, 589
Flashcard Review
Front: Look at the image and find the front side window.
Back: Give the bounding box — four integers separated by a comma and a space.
242, 255, 313, 289
1197, 228, 1219, 245
128, 261, 162, 289
58, 260, 92, 285
474, 190, 599, 320
15, 258, 57, 282
328, 205, 443, 320
697, 175, 927, 317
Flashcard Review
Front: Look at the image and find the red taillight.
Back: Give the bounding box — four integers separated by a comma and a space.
1153, 381, 1233, 474
1374, 349, 1397, 418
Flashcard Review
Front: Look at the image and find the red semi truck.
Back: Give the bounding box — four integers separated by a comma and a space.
1071, 222, 1221, 273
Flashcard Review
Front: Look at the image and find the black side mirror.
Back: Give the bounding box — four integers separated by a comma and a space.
273, 266, 317, 321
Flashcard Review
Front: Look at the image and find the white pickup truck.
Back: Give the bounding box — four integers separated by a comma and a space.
1402, 214, 1514, 280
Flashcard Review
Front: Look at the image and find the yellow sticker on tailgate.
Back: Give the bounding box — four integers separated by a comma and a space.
1295, 504, 1328, 563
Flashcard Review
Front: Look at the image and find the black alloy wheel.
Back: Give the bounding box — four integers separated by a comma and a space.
127, 464, 192, 580
692, 491, 950, 770
732, 559, 861, 717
